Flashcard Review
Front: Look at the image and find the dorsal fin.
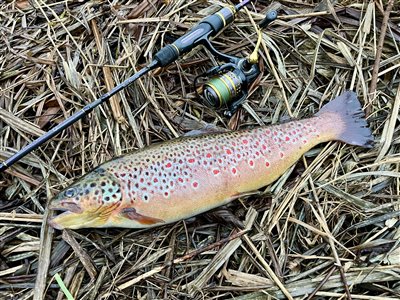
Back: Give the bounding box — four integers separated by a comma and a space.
183, 124, 229, 137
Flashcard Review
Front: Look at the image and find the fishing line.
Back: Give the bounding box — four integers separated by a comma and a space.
0, 0, 276, 172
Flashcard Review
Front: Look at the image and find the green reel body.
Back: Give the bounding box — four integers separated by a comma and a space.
195, 60, 260, 116
202, 71, 244, 108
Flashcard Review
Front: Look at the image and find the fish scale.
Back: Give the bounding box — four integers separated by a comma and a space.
49, 92, 373, 229
108, 119, 319, 205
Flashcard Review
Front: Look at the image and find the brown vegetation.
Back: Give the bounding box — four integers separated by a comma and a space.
1, 0, 399, 299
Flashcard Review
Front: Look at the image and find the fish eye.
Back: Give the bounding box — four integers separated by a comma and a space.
64, 188, 77, 198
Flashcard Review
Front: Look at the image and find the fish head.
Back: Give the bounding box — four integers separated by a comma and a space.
49, 167, 122, 229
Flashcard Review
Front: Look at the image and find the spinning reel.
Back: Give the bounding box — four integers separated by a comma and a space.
194, 10, 277, 116
0, 0, 277, 172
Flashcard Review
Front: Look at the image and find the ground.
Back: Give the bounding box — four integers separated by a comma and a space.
0, 0, 399, 299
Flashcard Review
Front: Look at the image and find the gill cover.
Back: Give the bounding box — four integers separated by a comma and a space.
49, 167, 123, 229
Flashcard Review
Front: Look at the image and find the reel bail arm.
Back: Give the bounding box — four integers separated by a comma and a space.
196, 8, 278, 116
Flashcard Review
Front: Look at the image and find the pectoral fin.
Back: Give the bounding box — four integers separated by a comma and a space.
120, 208, 165, 225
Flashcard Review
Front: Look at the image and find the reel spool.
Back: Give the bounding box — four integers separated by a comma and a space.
194, 9, 277, 116
195, 59, 260, 116
202, 70, 244, 109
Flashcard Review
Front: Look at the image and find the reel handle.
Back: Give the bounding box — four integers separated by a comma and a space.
259, 10, 278, 28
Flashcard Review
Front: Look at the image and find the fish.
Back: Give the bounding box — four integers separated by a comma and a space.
49, 91, 373, 229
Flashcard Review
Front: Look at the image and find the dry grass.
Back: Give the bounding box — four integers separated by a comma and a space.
1, 0, 400, 299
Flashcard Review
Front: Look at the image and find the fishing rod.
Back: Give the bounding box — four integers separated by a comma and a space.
0, 0, 276, 172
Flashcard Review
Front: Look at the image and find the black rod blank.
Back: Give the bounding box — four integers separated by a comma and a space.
0, 61, 158, 172
0, 0, 255, 173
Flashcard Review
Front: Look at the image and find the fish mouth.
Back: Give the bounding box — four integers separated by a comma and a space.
48, 201, 106, 230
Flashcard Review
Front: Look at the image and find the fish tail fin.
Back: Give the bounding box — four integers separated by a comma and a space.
316, 91, 374, 148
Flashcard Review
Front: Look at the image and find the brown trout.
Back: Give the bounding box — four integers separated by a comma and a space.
49, 92, 373, 229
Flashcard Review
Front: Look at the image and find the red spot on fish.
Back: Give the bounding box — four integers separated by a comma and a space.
218, 158, 223, 163
215, 145, 219, 150
237, 154, 241, 159
285, 136, 290, 141
249, 160, 254, 167
303, 140, 307, 144
164, 192, 169, 197
153, 178, 158, 183
166, 162, 172, 168
273, 131, 278, 136
193, 181, 199, 188
255, 151, 260, 156
226, 149, 232, 155
265, 161, 270, 167
232, 167, 237, 175
292, 130, 296, 134
120, 173, 126, 177
232, 142, 236, 146
262, 145, 267, 150
188, 158, 195, 163
243, 139, 248, 144
266, 129, 271, 134
178, 178, 184, 183
206, 153, 212, 158
213, 169, 220, 175
140, 178, 144, 183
